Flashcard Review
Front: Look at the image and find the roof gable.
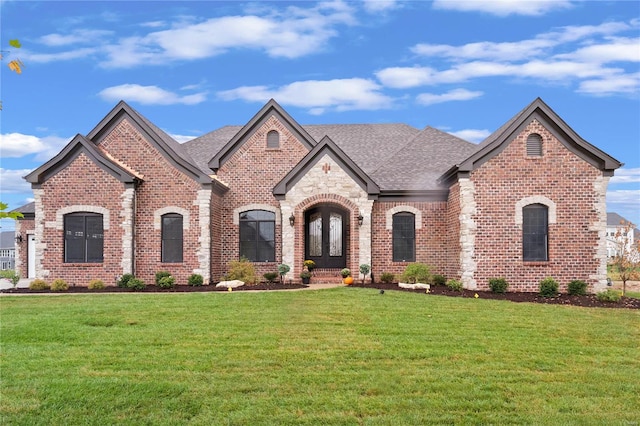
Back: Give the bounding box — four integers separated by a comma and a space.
208, 99, 317, 171
447, 98, 622, 180
25, 134, 140, 185
87, 101, 211, 185
273, 135, 380, 198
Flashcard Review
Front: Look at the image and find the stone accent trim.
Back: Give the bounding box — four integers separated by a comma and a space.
120, 188, 135, 275
153, 206, 191, 230
48, 205, 111, 230
33, 189, 48, 278
385, 205, 423, 230
590, 175, 610, 292
458, 178, 477, 290
232, 204, 281, 226
514, 195, 557, 227
195, 189, 212, 281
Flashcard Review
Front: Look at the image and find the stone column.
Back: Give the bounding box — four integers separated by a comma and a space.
458, 178, 477, 290
590, 175, 610, 293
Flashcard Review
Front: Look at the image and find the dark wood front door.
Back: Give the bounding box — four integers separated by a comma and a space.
305, 206, 347, 269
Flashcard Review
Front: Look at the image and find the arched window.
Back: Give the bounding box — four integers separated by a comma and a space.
526, 133, 543, 157
240, 210, 275, 262
64, 212, 103, 263
162, 213, 183, 263
523, 204, 548, 261
392, 212, 415, 262
267, 130, 280, 149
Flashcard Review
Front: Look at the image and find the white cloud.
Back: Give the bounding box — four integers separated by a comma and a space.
448, 129, 491, 143
39, 29, 113, 46
416, 89, 483, 106
432, 0, 574, 16
362, 0, 400, 13
557, 37, 640, 63
98, 84, 207, 105
218, 78, 394, 113
0, 168, 33, 194
411, 39, 554, 62
610, 168, 640, 184
26, 47, 98, 63
578, 73, 640, 96
0, 133, 69, 161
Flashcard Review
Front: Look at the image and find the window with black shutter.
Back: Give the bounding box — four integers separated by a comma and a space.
64, 213, 103, 263
523, 204, 548, 261
239, 210, 275, 262
162, 214, 183, 263
392, 213, 415, 262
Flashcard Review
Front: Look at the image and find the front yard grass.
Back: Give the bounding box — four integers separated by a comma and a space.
1, 288, 639, 425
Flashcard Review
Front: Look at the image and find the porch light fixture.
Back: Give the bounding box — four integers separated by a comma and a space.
357, 213, 364, 226
15, 233, 23, 243
289, 214, 295, 227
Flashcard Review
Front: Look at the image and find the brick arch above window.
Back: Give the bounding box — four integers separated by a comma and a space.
54, 205, 110, 230
385, 206, 422, 231
515, 196, 556, 227
233, 204, 281, 226
154, 206, 190, 230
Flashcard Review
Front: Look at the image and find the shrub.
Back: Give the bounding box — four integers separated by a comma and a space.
263, 272, 278, 283
432, 274, 446, 286
380, 272, 394, 284
446, 279, 463, 292
539, 277, 559, 297
226, 257, 257, 284
568, 280, 587, 296
158, 276, 175, 289
340, 268, 351, 278
359, 264, 370, 276
596, 289, 621, 303
303, 260, 316, 271
29, 279, 49, 290
489, 277, 508, 293
278, 264, 290, 278
127, 278, 146, 291
117, 273, 134, 288
401, 263, 431, 284
188, 274, 204, 286
155, 270, 171, 285
300, 271, 312, 280
0, 269, 20, 288
50, 279, 69, 292
88, 279, 105, 290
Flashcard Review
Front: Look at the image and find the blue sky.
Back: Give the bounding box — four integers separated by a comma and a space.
1, 0, 639, 231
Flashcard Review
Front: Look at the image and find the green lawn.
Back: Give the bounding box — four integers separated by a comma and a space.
1, 288, 639, 425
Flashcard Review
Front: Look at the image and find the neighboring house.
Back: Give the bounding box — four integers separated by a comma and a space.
14, 97, 622, 292
0, 231, 16, 270
606, 212, 638, 260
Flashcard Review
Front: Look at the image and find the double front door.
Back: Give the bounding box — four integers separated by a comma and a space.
305, 205, 347, 269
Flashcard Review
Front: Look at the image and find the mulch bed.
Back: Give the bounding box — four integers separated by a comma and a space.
3, 282, 638, 309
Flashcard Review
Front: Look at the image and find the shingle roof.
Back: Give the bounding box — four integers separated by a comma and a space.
11, 202, 34, 215
607, 212, 635, 227
0, 231, 15, 249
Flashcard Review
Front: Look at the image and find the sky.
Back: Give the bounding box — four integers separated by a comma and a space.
1, 0, 639, 232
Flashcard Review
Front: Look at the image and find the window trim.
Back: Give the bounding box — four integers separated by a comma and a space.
64, 212, 104, 263
392, 212, 416, 262
161, 213, 183, 263
522, 204, 548, 262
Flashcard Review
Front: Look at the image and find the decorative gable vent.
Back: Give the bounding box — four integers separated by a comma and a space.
526, 133, 543, 157
267, 130, 280, 149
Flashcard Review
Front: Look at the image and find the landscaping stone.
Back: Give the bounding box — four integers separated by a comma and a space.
216, 280, 245, 289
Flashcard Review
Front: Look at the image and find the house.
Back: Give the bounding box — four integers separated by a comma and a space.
606, 212, 638, 260
13, 97, 622, 292
0, 231, 16, 271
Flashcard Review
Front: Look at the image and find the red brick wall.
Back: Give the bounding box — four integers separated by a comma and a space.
39, 153, 124, 286
216, 115, 310, 280
210, 190, 223, 281
371, 201, 449, 280
470, 119, 603, 292
15, 218, 34, 279
98, 118, 202, 285
445, 183, 462, 280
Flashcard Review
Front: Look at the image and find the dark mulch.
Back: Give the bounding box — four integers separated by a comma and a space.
3, 282, 638, 309
350, 282, 640, 310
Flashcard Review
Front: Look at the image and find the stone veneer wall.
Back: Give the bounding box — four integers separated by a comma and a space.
458, 178, 478, 290
279, 154, 374, 280
469, 119, 606, 292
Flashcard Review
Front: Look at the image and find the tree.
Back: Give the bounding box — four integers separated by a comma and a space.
610, 219, 640, 296
0, 39, 23, 110
0, 202, 23, 220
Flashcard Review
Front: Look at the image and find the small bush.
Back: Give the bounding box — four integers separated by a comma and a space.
432, 274, 446, 286
155, 270, 171, 285
446, 278, 463, 292
158, 276, 175, 289
303, 260, 316, 271
117, 273, 134, 288
29, 279, 49, 290
226, 257, 257, 284
88, 279, 105, 290
380, 272, 394, 284
568, 280, 587, 296
489, 277, 508, 294
127, 278, 146, 291
340, 268, 351, 278
401, 263, 431, 284
359, 264, 370, 276
596, 289, 621, 303
539, 277, 559, 297
278, 264, 290, 279
263, 272, 278, 283
0, 269, 20, 287
50, 279, 69, 292
188, 274, 204, 286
